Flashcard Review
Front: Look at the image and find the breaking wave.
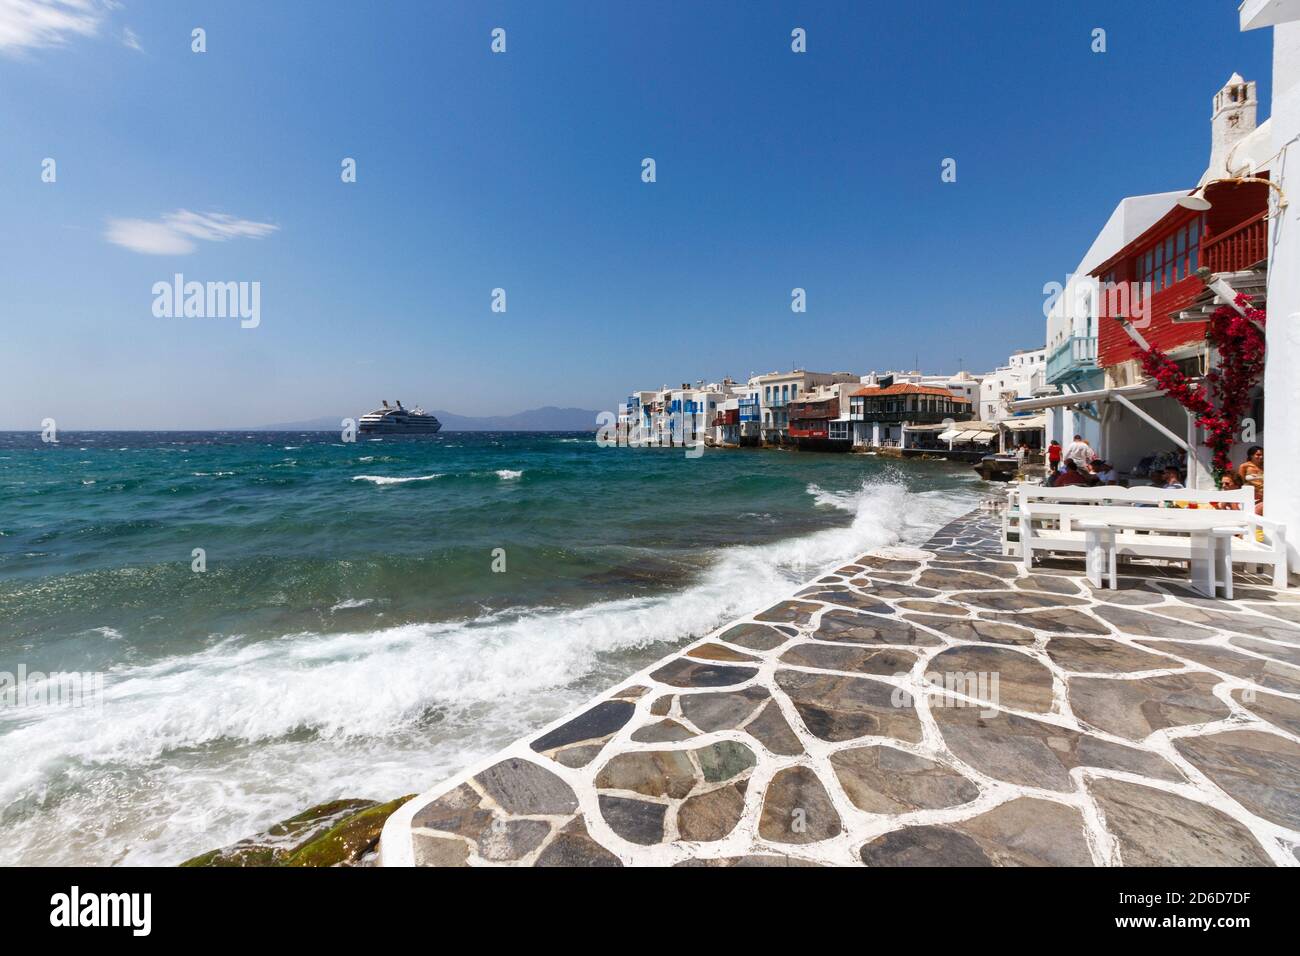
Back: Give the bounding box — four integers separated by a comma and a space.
0, 477, 978, 866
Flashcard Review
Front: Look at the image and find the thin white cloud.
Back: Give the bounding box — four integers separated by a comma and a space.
105, 210, 280, 256
121, 24, 140, 52
0, 0, 114, 55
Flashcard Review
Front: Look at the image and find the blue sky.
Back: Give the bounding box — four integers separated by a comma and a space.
0, 0, 1273, 428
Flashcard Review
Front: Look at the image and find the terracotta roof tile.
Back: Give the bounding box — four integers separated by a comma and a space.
851, 384, 970, 399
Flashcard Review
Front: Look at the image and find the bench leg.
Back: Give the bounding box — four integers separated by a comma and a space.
1214, 537, 1233, 601
1188, 532, 1215, 599
1274, 559, 1288, 590
1084, 530, 1104, 589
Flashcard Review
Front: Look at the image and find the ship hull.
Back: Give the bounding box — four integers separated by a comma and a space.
357, 422, 442, 435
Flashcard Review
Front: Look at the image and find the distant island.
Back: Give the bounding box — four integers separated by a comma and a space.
254, 406, 601, 432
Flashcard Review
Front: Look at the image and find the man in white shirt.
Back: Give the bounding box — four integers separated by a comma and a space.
1090, 460, 1119, 485
1062, 434, 1095, 470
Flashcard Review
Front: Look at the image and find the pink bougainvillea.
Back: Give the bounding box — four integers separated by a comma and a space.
1131, 293, 1267, 476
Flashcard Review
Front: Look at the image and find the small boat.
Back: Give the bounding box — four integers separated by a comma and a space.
357, 400, 442, 435
973, 454, 1020, 482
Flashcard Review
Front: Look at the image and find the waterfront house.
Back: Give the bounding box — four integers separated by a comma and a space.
850, 383, 973, 450
1042, 189, 1189, 453
1015, 71, 1276, 489
787, 381, 859, 449
662, 383, 732, 448
755, 370, 857, 445
1091, 77, 1270, 483
737, 380, 762, 446
1239, 0, 1300, 575
711, 396, 741, 447
621, 389, 660, 444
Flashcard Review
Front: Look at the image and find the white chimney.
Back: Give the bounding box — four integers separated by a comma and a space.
1209, 72, 1258, 174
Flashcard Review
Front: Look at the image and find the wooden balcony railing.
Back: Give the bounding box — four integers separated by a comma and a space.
1203, 211, 1268, 274
786, 399, 838, 419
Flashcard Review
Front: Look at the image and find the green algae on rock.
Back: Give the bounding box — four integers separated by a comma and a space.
181, 795, 414, 867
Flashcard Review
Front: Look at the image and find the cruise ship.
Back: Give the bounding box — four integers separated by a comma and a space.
357, 400, 442, 435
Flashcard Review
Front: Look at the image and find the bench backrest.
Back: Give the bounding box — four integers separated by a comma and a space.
1018, 485, 1254, 509
1023, 502, 1253, 527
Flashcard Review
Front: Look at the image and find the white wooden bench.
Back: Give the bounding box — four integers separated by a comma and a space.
1011, 485, 1287, 590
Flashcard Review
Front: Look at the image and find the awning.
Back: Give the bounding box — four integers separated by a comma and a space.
1008, 382, 1163, 413
1000, 414, 1046, 431
1009, 379, 1201, 480
954, 429, 994, 442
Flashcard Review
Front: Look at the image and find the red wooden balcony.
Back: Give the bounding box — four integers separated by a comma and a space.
786, 399, 838, 420
1202, 210, 1267, 274
788, 421, 830, 439
1095, 194, 1270, 368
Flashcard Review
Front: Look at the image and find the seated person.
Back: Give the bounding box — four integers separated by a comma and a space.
1089, 460, 1118, 485
1237, 446, 1264, 516
1054, 459, 1092, 487
1214, 471, 1243, 509
1157, 466, 1194, 507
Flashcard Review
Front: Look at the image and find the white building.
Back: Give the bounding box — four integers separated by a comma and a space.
920, 369, 983, 407
1041, 189, 1189, 452
1016, 65, 1280, 492
1241, 0, 1300, 574
755, 370, 857, 444
977, 348, 1046, 422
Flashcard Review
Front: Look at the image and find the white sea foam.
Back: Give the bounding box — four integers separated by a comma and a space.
495, 469, 523, 480
0, 478, 979, 866
351, 474, 443, 485
330, 598, 375, 612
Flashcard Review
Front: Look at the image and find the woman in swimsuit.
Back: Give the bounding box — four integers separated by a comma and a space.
1237, 446, 1264, 516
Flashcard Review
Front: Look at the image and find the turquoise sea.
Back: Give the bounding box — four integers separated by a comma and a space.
0, 431, 985, 865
